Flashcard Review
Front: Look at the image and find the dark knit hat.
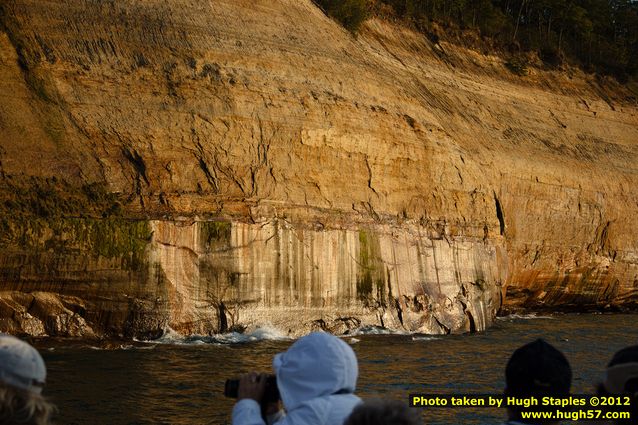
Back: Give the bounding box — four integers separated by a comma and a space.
505, 338, 571, 396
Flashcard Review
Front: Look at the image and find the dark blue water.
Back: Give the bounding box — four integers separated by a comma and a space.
34, 313, 637, 424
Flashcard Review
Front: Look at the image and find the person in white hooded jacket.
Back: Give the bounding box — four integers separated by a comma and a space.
232, 332, 362, 425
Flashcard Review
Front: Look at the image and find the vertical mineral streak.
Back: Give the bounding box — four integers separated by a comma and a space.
145, 220, 502, 337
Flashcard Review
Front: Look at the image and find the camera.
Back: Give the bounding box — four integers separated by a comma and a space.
224, 375, 280, 403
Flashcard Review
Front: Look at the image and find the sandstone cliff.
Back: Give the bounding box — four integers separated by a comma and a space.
0, 0, 636, 338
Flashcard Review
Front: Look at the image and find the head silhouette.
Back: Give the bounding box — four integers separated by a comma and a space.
504, 339, 571, 424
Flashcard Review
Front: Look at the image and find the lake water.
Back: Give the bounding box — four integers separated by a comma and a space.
34, 313, 637, 424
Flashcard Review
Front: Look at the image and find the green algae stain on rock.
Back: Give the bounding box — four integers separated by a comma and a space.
0, 218, 152, 271
357, 230, 373, 299
0, 177, 123, 220
83, 219, 151, 271
199, 221, 231, 252
356, 230, 386, 304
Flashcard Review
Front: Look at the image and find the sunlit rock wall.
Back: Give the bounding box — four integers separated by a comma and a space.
0, 218, 503, 337
154, 220, 503, 336
0, 0, 637, 337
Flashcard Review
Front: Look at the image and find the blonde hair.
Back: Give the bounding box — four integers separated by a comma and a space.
0, 383, 55, 425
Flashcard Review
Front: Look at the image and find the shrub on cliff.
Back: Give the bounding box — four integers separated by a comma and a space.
505, 56, 529, 76
539, 44, 562, 68
314, 0, 369, 33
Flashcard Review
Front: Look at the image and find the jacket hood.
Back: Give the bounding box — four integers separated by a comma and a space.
273, 332, 358, 410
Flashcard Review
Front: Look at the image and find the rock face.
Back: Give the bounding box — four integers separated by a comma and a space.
0, 218, 502, 337
0, 0, 636, 338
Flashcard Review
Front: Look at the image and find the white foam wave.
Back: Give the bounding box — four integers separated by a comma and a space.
141, 326, 185, 344
496, 313, 554, 321
411, 336, 441, 341
134, 344, 157, 350
143, 324, 292, 346
243, 325, 291, 341
141, 324, 441, 345
87, 343, 149, 351
344, 325, 411, 336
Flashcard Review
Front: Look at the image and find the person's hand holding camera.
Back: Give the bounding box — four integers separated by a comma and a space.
237, 372, 267, 402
